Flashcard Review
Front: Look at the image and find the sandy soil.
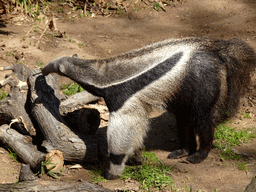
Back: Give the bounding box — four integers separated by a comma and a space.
1, 0, 256, 191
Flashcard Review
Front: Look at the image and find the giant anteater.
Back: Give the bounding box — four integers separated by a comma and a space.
42, 38, 256, 180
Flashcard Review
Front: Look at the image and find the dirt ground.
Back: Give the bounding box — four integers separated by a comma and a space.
1, 0, 256, 191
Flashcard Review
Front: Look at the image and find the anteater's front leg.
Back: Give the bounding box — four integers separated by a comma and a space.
105, 107, 149, 180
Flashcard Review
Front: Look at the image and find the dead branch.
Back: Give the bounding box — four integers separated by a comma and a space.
0, 180, 114, 192
0, 124, 45, 172
29, 69, 99, 162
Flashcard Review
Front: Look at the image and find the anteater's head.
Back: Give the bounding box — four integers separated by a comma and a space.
42, 54, 78, 76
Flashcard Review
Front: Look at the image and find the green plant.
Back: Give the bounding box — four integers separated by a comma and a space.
214, 123, 256, 149
121, 152, 175, 191
85, 11, 91, 16
36, 61, 45, 67
13, 0, 41, 17
134, 5, 140, 11
21, 35, 27, 41
219, 147, 243, 160
40, 156, 62, 179
7, 148, 18, 162
68, 38, 73, 42
90, 169, 107, 183
116, 7, 123, 14
183, 181, 193, 192
214, 122, 256, 159
79, 13, 86, 18
58, 7, 63, 13
105, 3, 110, 13
152, 2, 162, 11
7, 52, 14, 56
78, 43, 85, 48
61, 82, 84, 95
242, 111, 251, 119
0, 88, 8, 100
34, 27, 40, 32
236, 163, 250, 171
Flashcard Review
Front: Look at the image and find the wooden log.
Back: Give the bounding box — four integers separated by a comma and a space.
59, 91, 101, 135
0, 124, 45, 172
29, 69, 98, 162
0, 64, 36, 136
59, 91, 100, 113
0, 180, 114, 192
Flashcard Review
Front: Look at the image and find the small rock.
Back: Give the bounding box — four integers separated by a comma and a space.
22, 45, 29, 49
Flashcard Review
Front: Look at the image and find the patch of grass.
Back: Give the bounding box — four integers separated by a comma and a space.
40, 156, 62, 179
60, 82, 84, 95
105, 3, 110, 13
7, 52, 14, 56
236, 162, 250, 171
21, 35, 27, 41
36, 61, 45, 67
219, 148, 243, 161
58, 6, 63, 13
214, 122, 256, 160
116, 7, 123, 14
242, 111, 251, 119
134, 5, 140, 11
79, 13, 86, 18
68, 38, 73, 42
90, 169, 107, 183
34, 26, 40, 32
78, 43, 85, 48
121, 152, 175, 191
152, 2, 162, 11
7, 148, 18, 162
0, 88, 8, 100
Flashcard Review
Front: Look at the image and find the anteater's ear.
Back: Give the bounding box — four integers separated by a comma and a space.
59, 65, 66, 74
72, 54, 78, 58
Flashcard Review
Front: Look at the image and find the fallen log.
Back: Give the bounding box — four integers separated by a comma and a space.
0, 180, 113, 192
0, 64, 36, 136
59, 91, 101, 135
0, 64, 102, 175
0, 124, 45, 172
29, 69, 99, 162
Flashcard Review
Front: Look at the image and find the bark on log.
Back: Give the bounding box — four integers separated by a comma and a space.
29, 69, 98, 162
60, 91, 101, 134
0, 124, 45, 172
59, 91, 100, 113
0, 64, 36, 136
0, 180, 113, 192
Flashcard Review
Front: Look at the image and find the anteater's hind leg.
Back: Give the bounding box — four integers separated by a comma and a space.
167, 113, 197, 159
186, 113, 214, 163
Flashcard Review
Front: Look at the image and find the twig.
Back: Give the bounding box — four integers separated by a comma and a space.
51, 18, 57, 31
35, 20, 49, 48
25, 25, 35, 36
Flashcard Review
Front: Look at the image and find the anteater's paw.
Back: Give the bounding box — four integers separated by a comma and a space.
105, 171, 120, 180
186, 151, 208, 164
167, 149, 189, 159
126, 150, 143, 166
